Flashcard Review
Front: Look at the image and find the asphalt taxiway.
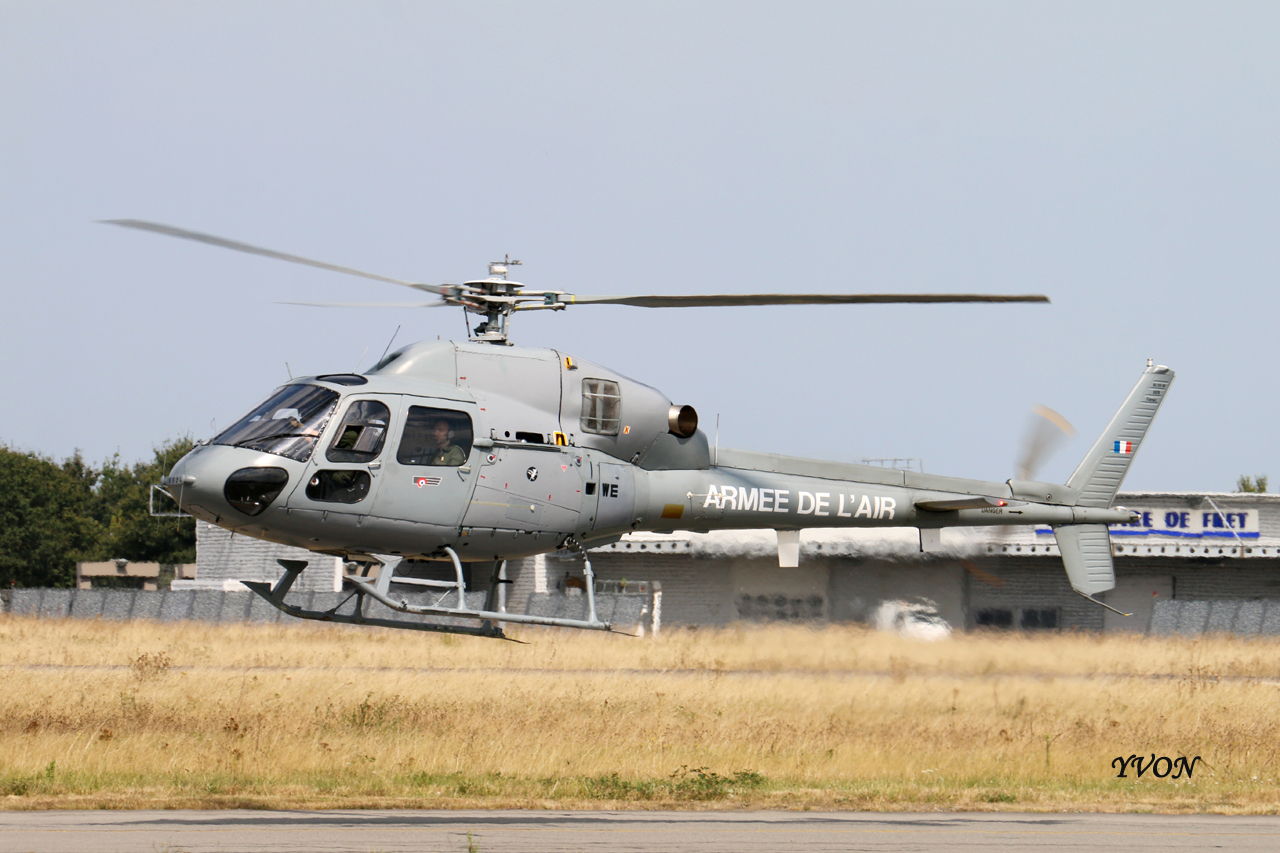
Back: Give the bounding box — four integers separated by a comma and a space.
3, 809, 1279, 853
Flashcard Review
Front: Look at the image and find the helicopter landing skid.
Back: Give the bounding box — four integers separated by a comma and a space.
242, 554, 613, 639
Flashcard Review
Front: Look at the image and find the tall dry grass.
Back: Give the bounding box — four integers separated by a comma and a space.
2, 615, 1279, 812
6, 614, 1280, 677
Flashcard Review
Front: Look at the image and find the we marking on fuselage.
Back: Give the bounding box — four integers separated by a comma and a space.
703, 486, 896, 519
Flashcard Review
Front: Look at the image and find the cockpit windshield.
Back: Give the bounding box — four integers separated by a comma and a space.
213, 385, 339, 462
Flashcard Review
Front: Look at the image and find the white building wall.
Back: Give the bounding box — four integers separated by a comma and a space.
195, 520, 340, 592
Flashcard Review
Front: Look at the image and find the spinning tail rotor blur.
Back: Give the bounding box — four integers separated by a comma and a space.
1016, 404, 1076, 482
987, 404, 1077, 555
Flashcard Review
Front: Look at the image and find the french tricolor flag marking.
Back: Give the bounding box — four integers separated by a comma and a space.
1114, 440, 1134, 455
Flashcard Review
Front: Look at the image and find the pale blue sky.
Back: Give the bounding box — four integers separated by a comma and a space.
3, 2, 1278, 490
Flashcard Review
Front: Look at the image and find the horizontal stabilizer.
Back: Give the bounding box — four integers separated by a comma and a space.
915, 496, 1009, 512
1054, 523, 1114, 595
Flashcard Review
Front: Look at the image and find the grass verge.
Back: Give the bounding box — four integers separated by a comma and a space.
2, 615, 1279, 812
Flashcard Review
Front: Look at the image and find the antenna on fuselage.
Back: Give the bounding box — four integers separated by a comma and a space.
378, 325, 402, 366
715, 413, 720, 466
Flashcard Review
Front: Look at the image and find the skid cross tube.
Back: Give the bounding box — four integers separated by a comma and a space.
345, 575, 611, 630
443, 545, 469, 611
582, 551, 599, 625
372, 554, 403, 597
242, 557, 612, 636
241, 559, 509, 638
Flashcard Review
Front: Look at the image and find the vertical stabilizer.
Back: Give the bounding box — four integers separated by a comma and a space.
1054, 362, 1174, 599
1066, 363, 1174, 508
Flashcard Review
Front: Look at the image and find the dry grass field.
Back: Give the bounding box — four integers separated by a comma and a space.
2, 614, 1280, 813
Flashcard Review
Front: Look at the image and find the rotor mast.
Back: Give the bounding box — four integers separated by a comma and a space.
467, 255, 523, 344
461, 255, 577, 345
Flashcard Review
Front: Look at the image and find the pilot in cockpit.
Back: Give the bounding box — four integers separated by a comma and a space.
427, 419, 466, 467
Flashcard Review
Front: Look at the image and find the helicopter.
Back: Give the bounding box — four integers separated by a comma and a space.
108, 220, 1173, 640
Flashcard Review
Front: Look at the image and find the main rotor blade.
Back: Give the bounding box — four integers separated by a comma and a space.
277, 301, 447, 308
101, 219, 444, 295
560, 292, 1050, 308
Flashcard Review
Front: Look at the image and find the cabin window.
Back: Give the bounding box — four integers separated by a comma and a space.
326, 400, 391, 463
581, 378, 621, 435
306, 470, 372, 504
396, 406, 474, 467
213, 384, 338, 462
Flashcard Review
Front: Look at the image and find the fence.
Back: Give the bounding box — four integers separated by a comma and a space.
2, 586, 657, 634
1148, 599, 1280, 636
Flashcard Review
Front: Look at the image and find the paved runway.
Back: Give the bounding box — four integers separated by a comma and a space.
3, 809, 1279, 853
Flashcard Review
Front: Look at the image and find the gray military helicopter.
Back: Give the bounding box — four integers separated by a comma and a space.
109, 220, 1172, 639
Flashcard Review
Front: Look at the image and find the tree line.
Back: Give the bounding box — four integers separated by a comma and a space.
1237, 475, 1268, 493
0, 438, 195, 588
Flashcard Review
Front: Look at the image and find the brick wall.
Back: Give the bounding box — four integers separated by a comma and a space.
965, 557, 1104, 630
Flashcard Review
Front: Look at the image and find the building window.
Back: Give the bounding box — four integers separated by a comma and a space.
975, 608, 1014, 629
736, 593, 825, 622
1019, 608, 1059, 630
974, 607, 1060, 630
581, 379, 621, 435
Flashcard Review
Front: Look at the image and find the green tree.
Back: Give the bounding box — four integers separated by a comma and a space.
0, 448, 101, 587
1237, 475, 1268, 493
92, 437, 197, 565
0, 438, 197, 587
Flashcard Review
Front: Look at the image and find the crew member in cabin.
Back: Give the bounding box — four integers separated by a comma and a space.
427, 419, 466, 466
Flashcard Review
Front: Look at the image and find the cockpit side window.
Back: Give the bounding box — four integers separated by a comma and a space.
326, 400, 391, 463
213, 385, 338, 462
581, 378, 621, 435
396, 406, 474, 467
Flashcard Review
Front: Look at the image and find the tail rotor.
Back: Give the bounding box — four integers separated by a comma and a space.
1015, 404, 1076, 482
